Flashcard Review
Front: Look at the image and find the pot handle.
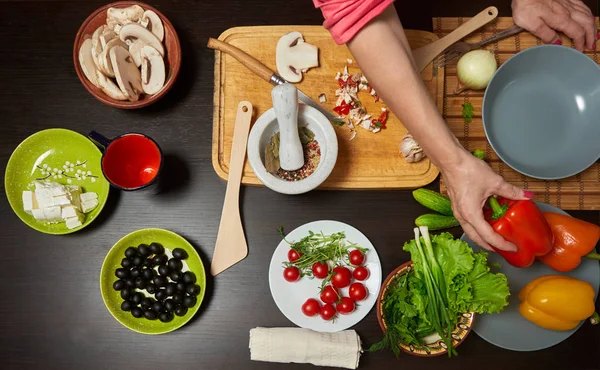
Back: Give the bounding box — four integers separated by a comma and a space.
88, 131, 112, 151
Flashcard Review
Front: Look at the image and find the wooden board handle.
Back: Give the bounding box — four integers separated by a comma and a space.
207, 38, 275, 83
412, 6, 498, 71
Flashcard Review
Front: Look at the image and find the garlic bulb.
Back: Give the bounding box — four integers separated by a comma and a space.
400, 133, 425, 163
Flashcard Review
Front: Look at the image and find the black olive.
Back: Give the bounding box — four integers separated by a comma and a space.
152, 254, 168, 266
125, 247, 138, 259
164, 299, 176, 312
115, 268, 129, 279
120, 288, 133, 300
130, 267, 141, 279
143, 309, 157, 320
173, 292, 184, 304
145, 283, 157, 294
131, 307, 143, 318
159, 312, 174, 323
121, 300, 134, 311
113, 280, 125, 291
121, 258, 133, 269
153, 276, 168, 288
141, 297, 154, 310
152, 302, 164, 313
138, 244, 151, 257
176, 282, 186, 292
132, 292, 144, 305
175, 305, 188, 317
149, 243, 164, 255
158, 265, 170, 276
155, 289, 168, 301
186, 284, 201, 296
168, 259, 183, 272
144, 258, 154, 267
132, 255, 144, 266
170, 271, 183, 282
183, 295, 197, 308
165, 283, 177, 297
172, 248, 188, 260
182, 271, 196, 284
142, 268, 155, 280
135, 277, 147, 290
125, 278, 136, 289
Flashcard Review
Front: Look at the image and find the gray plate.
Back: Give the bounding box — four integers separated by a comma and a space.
482, 45, 600, 180
460, 202, 600, 352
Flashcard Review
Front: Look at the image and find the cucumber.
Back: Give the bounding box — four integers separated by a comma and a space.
415, 214, 460, 231
412, 188, 454, 216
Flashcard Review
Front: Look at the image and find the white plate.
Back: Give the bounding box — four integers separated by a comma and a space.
268, 220, 382, 332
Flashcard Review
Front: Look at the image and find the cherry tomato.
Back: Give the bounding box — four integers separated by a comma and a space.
320, 285, 339, 304
287, 249, 302, 263
349, 250, 365, 266
320, 304, 336, 321
302, 298, 321, 317
349, 282, 368, 301
336, 297, 355, 315
312, 262, 329, 279
283, 267, 300, 282
331, 266, 352, 288
353, 266, 370, 281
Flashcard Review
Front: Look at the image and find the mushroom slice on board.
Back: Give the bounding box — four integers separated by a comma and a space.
140, 45, 165, 95
96, 70, 127, 100
110, 45, 143, 102
275, 32, 319, 83
98, 38, 127, 78
78, 38, 100, 88
140, 10, 164, 42
128, 39, 145, 67
91, 25, 106, 71
119, 23, 164, 56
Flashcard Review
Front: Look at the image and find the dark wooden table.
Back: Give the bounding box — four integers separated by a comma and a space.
1, 0, 599, 369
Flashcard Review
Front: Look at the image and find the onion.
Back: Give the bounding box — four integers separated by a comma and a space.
455, 50, 497, 93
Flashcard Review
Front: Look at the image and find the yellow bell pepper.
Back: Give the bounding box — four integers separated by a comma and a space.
519, 275, 596, 331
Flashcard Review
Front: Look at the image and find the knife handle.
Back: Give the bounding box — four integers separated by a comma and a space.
207, 38, 276, 84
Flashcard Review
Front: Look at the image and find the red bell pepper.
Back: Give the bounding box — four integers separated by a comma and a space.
484, 197, 554, 268
333, 101, 351, 116
538, 212, 600, 272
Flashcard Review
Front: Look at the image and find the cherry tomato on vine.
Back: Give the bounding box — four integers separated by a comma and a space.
336, 297, 355, 315
320, 304, 336, 320
349, 282, 368, 301
312, 262, 329, 279
301, 298, 321, 317
288, 249, 302, 262
353, 266, 369, 281
331, 266, 352, 288
283, 266, 300, 282
320, 285, 339, 304
349, 250, 365, 266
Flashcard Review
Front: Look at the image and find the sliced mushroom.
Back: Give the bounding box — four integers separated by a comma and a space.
91, 25, 106, 71
96, 70, 127, 100
78, 38, 100, 88
141, 45, 165, 95
128, 39, 145, 67
110, 45, 143, 102
107, 5, 144, 25
140, 10, 164, 42
119, 23, 164, 56
275, 32, 319, 83
98, 38, 127, 77
99, 29, 116, 49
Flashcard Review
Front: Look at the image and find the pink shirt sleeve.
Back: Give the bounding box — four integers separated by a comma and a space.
313, 0, 396, 45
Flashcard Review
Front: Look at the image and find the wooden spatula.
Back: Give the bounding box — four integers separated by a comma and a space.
211, 101, 253, 276
412, 6, 499, 72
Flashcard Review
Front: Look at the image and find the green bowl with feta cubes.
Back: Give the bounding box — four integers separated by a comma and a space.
4, 128, 110, 234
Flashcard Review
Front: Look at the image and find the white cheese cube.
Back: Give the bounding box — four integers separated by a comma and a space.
61, 205, 83, 220
51, 184, 67, 197
54, 195, 72, 206
80, 192, 98, 202
22, 191, 34, 213
35, 188, 54, 208
65, 217, 83, 229
42, 206, 62, 222
31, 209, 46, 221
81, 198, 99, 213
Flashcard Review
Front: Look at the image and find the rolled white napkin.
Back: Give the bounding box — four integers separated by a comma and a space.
249, 327, 362, 369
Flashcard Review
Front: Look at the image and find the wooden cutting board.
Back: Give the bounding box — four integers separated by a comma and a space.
434, 17, 600, 210
212, 26, 442, 189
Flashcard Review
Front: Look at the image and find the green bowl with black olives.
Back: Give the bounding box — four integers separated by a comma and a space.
100, 228, 206, 334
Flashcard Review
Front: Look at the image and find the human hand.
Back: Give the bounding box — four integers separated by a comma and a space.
512, 0, 597, 51
442, 150, 534, 252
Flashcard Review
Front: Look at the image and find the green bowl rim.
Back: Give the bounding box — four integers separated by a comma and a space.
4, 128, 110, 235
99, 228, 207, 335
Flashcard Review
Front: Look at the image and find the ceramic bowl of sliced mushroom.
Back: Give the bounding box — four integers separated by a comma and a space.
74, 1, 181, 108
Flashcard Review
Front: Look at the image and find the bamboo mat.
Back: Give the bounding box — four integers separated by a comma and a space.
434, 17, 600, 210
